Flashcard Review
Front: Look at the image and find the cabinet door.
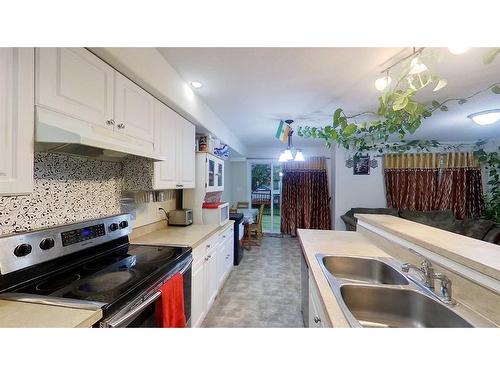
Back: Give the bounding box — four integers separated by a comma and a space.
205, 247, 218, 309
114, 72, 154, 143
216, 160, 224, 190
36, 48, 114, 129
225, 229, 234, 274
206, 155, 216, 191
177, 116, 195, 188
216, 240, 227, 289
191, 259, 206, 328
308, 276, 331, 328
153, 100, 178, 189
0, 48, 34, 195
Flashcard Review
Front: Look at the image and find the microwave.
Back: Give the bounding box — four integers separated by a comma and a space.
202, 202, 229, 226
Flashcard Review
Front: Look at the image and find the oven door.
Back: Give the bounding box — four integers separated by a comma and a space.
100, 255, 192, 328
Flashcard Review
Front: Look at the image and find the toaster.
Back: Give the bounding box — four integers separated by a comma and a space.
168, 209, 193, 226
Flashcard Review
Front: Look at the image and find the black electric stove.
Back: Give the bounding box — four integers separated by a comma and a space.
0, 214, 192, 327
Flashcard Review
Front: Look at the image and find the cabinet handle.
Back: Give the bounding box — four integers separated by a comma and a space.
205, 256, 209, 261
314, 316, 321, 323
206, 244, 211, 248
117, 123, 125, 129
106, 119, 115, 126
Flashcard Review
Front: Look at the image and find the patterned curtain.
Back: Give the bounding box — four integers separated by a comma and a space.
435, 153, 485, 219
384, 153, 440, 211
281, 157, 331, 236
384, 152, 485, 219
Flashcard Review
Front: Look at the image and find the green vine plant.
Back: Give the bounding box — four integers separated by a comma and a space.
296, 48, 500, 221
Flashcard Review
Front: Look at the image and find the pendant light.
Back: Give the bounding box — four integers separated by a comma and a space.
278, 120, 305, 162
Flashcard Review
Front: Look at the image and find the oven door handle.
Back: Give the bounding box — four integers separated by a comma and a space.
103, 256, 192, 328
105, 290, 162, 328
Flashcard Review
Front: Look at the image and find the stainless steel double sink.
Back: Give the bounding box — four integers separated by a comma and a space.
316, 255, 473, 328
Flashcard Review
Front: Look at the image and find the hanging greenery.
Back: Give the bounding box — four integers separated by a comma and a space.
473, 145, 500, 222
296, 48, 500, 221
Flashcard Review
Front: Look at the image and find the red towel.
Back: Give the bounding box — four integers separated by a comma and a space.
155, 273, 186, 328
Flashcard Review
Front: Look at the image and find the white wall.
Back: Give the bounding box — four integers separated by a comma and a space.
221, 159, 233, 203
89, 48, 247, 157
332, 147, 386, 230
229, 161, 249, 205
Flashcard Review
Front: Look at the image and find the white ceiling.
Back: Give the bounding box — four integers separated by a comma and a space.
158, 48, 500, 149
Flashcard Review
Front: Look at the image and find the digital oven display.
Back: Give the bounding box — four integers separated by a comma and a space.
61, 224, 106, 247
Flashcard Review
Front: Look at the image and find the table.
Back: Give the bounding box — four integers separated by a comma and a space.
236, 208, 258, 224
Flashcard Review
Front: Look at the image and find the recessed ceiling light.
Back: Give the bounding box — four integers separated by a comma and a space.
191, 81, 203, 89
448, 47, 470, 55
468, 109, 500, 126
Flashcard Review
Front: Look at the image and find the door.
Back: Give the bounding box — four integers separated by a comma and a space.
249, 162, 282, 233
191, 259, 206, 328
153, 100, 178, 189
0, 48, 34, 195
114, 71, 154, 143
36, 48, 114, 129
205, 246, 218, 309
177, 116, 195, 188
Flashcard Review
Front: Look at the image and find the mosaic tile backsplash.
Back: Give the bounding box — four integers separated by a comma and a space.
0, 153, 125, 235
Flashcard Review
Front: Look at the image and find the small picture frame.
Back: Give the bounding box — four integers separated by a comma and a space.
353, 155, 370, 175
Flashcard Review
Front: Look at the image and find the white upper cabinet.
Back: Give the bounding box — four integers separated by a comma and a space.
153, 100, 179, 189
205, 153, 224, 192
36, 48, 114, 129
153, 100, 195, 190
114, 72, 154, 143
178, 116, 196, 188
0, 48, 35, 195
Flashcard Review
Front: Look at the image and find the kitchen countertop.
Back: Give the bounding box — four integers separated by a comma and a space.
130, 221, 234, 248
298, 229, 387, 327
0, 300, 102, 328
297, 229, 497, 328
355, 214, 500, 281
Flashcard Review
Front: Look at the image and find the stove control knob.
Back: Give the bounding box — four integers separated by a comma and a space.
39, 238, 55, 250
14, 243, 32, 257
119, 220, 129, 229
109, 223, 119, 231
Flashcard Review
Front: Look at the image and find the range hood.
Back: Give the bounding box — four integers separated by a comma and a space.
35, 107, 164, 162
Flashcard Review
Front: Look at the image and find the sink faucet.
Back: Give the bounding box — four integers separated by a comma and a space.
401, 258, 455, 305
433, 273, 454, 304
401, 259, 435, 289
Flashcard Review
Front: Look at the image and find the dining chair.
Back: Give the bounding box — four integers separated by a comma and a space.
244, 204, 264, 249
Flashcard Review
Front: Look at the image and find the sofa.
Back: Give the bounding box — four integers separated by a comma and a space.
341, 207, 500, 245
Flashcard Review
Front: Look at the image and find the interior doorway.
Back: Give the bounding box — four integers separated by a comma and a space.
249, 161, 282, 233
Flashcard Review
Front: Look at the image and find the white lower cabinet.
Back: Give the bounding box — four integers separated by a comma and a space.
191, 225, 234, 327
308, 273, 332, 328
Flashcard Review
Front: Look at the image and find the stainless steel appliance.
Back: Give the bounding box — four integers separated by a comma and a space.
229, 213, 244, 265
0, 214, 192, 327
168, 209, 193, 227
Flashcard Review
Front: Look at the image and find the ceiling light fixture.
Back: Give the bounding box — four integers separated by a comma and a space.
408, 57, 428, 75
448, 47, 470, 55
278, 120, 306, 162
375, 72, 392, 91
190, 81, 203, 89
468, 109, 500, 126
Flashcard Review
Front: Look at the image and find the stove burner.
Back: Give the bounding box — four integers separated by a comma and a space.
83, 255, 129, 271
36, 273, 81, 292
73, 270, 139, 296
137, 247, 176, 264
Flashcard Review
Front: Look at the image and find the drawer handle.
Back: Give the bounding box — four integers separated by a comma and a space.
314, 316, 321, 323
